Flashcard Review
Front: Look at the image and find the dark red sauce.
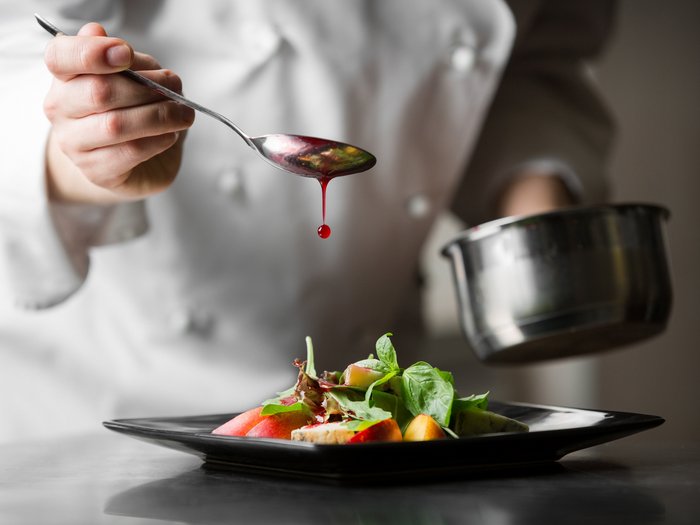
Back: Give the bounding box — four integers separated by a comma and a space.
317, 176, 332, 239
317, 223, 331, 239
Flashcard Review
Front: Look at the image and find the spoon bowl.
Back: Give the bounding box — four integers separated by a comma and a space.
252, 134, 376, 177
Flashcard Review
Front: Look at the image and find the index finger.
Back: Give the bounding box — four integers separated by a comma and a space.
45, 34, 134, 81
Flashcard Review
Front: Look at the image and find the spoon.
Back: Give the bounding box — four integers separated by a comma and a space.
34, 14, 377, 179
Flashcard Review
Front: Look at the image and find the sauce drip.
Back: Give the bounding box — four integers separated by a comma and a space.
317, 223, 331, 239
317, 176, 331, 238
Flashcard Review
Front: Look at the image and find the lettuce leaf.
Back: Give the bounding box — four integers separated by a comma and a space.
327, 388, 392, 422
305, 336, 317, 379
260, 401, 308, 416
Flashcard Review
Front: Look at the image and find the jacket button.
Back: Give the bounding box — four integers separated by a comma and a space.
239, 22, 282, 64
115, 225, 139, 241
168, 307, 215, 338
449, 43, 476, 73
406, 194, 431, 218
217, 167, 245, 201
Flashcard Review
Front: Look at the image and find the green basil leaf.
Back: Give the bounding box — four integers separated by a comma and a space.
437, 369, 455, 386
370, 390, 413, 431
375, 333, 400, 372
364, 370, 398, 403
401, 361, 455, 427
452, 392, 489, 413
387, 375, 403, 397
352, 358, 389, 373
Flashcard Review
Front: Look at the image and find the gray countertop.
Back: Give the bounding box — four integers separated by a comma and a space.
1, 431, 698, 524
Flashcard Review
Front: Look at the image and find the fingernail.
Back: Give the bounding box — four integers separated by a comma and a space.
106, 44, 131, 67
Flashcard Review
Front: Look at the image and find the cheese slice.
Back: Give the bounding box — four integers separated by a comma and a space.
291, 422, 357, 444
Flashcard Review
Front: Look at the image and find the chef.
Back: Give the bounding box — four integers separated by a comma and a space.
0, 0, 614, 443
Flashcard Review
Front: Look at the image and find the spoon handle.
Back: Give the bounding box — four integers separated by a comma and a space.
34, 13, 256, 149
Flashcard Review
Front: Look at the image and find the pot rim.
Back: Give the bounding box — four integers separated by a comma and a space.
441, 202, 670, 255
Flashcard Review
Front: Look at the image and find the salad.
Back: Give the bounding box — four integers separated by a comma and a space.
212, 333, 528, 443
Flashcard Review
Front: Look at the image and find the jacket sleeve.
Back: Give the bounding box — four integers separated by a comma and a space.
0, 2, 147, 309
450, 0, 617, 226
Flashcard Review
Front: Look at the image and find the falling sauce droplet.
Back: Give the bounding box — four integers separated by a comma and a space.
317, 224, 331, 238
317, 176, 331, 240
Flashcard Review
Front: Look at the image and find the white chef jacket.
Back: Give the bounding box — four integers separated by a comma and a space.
0, 0, 613, 443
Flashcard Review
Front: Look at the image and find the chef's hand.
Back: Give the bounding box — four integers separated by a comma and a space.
497, 170, 575, 217
43, 23, 195, 205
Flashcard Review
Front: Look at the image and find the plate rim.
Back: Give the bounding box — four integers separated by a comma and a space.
103, 401, 665, 451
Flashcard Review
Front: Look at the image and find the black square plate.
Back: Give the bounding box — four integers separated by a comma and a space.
103, 401, 663, 482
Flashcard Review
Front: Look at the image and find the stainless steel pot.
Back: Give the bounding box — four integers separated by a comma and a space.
441, 203, 672, 364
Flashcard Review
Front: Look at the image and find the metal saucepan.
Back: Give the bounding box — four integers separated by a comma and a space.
441, 203, 672, 364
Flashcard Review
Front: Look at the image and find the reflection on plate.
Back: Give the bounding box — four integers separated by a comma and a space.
103, 402, 663, 483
